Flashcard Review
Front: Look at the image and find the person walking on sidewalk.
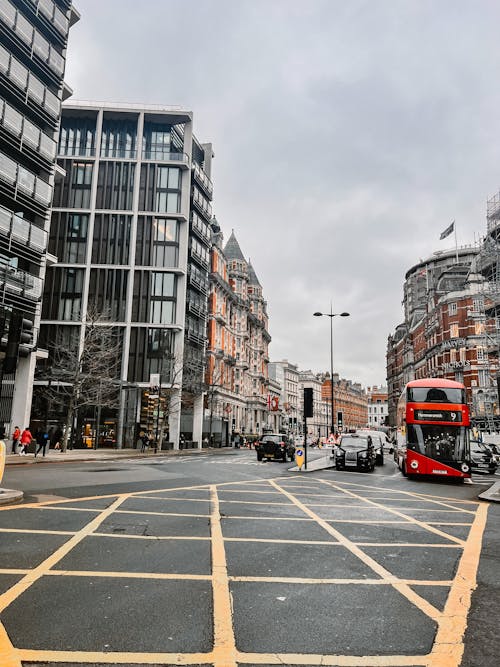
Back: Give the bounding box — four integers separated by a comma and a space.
19, 427, 32, 455
35, 428, 49, 457
11, 426, 20, 454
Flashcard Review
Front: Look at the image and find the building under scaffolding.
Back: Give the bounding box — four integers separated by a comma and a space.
473, 192, 500, 430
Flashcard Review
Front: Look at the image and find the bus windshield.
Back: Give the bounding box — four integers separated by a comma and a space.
407, 387, 465, 404
407, 424, 469, 462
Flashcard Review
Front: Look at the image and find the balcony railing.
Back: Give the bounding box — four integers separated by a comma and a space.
0, 0, 66, 77
192, 189, 212, 219
0, 204, 47, 251
100, 147, 137, 159
191, 212, 211, 242
36, 0, 69, 37
0, 42, 61, 120
58, 145, 95, 157
0, 151, 52, 206
142, 146, 189, 164
0, 97, 57, 161
0, 262, 43, 301
192, 162, 213, 197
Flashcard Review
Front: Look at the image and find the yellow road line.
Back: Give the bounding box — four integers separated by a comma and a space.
321, 480, 466, 546
44, 570, 211, 580
0, 569, 29, 575
224, 537, 338, 545
18, 649, 214, 664
210, 484, 237, 667
92, 532, 211, 541
236, 651, 429, 665
366, 497, 476, 515
221, 515, 313, 521
114, 509, 208, 518
269, 481, 442, 621
330, 480, 480, 505
429, 502, 489, 667
0, 528, 73, 535
36, 506, 101, 512
229, 576, 453, 586
0, 621, 20, 667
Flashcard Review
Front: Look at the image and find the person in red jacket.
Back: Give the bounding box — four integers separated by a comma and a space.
19, 427, 32, 456
11, 426, 20, 454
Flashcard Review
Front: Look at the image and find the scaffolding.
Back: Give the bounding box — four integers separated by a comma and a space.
472, 191, 500, 431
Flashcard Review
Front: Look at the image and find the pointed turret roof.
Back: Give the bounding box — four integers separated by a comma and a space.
247, 260, 261, 287
224, 230, 246, 261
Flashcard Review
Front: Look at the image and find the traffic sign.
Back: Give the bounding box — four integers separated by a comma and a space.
295, 448, 305, 470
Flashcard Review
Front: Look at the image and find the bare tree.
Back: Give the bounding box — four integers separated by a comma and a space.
35, 306, 121, 452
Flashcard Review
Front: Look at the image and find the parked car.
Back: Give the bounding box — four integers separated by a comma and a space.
255, 433, 295, 462
358, 430, 385, 465
470, 440, 498, 474
335, 433, 376, 472
483, 442, 500, 465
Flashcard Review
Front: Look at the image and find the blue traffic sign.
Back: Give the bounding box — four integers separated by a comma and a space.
296, 449, 304, 457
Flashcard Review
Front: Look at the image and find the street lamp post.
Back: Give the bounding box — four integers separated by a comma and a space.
313, 308, 350, 436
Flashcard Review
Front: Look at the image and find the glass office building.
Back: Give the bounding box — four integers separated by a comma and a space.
35, 102, 213, 448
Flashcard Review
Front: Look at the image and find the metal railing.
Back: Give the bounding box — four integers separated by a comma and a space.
0, 204, 47, 251
0, 262, 43, 300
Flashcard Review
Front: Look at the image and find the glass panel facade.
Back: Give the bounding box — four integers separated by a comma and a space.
132, 270, 176, 323
135, 216, 179, 267
128, 328, 174, 383
96, 161, 135, 210
49, 212, 88, 263
59, 116, 96, 157
92, 214, 131, 265
42, 267, 84, 321
101, 117, 137, 158
138, 164, 181, 213
53, 160, 93, 209
88, 268, 128, 321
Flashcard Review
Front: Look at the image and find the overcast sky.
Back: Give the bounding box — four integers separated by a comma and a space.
66, 0, 500, 388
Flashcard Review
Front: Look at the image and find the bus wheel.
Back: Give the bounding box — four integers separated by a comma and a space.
402, 461, 408, 477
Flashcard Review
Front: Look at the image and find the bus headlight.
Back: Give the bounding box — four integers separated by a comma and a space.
410, 460, 419, 470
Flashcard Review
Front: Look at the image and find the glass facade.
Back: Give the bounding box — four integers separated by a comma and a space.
139, 164, 181, 213
101, 117, 137, 158
96, 161, 135, 210
132, 270, 176, 324
136, 216, 179, 267
92, 214, 131, 265
42, 267, 85, 321
53, 160, 93, 209
49, 212, 88, 263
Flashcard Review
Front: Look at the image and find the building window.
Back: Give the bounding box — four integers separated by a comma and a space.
475, 322, 485, 335
477, 346, 485, 361
96, 161, 135, 210
472, 298, 482, 313
131, 271, 176, 323
450, 323, 459, 338
88, 268, 128, 321
42, 267, 85, 321
101, 117, 137, 158
92, 214, 131, 265
59, 116, 96, 157
135, 217, 179, 267
459, 347, 466, 363
448, 302, 457, 315
49, 212, 89, 263
478, 370, 489, 387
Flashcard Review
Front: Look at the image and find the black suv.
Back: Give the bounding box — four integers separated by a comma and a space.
255, 433, 295, 462
470, 441, 498, 474
335, 434, 376, 472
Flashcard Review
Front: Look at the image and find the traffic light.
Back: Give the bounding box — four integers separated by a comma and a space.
2, 314, 34, 373
337, 411, 343, 428
18, 317, 34, 358
303, 387, 313, 418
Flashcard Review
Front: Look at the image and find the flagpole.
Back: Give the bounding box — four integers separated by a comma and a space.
453, 219, 458, 263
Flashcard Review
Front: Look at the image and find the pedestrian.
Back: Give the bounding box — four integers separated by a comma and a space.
52, 427, 62, 451
140, 432, 149, 453
19, 427, 32, 455
11, 425, 20, 454
35, 428, 49, 457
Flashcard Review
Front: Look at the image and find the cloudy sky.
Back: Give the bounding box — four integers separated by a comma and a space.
66, 0, 500, 387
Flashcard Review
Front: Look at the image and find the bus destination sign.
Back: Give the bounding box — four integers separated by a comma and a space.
414, 409, 462, 422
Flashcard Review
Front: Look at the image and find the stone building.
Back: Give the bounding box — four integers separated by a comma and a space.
206, 226, 270, 442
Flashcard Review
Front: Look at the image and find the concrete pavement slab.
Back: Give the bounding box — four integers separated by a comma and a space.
0, 572, 23, 594
119, 496, 211, 515
220, 517, 336, 541
362, 545, 462, 580
409, 584, 451, 611
218, 500, 306, 518
328, 521, 461, 544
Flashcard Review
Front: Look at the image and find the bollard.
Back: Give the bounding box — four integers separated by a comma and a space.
0, 438, 5, 486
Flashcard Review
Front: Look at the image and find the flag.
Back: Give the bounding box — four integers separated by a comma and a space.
440, 221, 455, 240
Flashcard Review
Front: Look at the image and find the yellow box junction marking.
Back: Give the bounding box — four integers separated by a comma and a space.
0, 474, 489, 667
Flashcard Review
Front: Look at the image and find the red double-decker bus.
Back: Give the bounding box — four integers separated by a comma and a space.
395, 378, 471, 479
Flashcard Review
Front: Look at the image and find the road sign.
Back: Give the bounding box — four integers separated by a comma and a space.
295, 448, 305, 470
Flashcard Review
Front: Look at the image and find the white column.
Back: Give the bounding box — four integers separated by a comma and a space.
11, 355, 37, 431
169, 389, 181, 449
192, 393, 204, 448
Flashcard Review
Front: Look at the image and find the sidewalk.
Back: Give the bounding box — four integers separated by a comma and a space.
5, 445, 236, 466
479, 480, 500, 503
